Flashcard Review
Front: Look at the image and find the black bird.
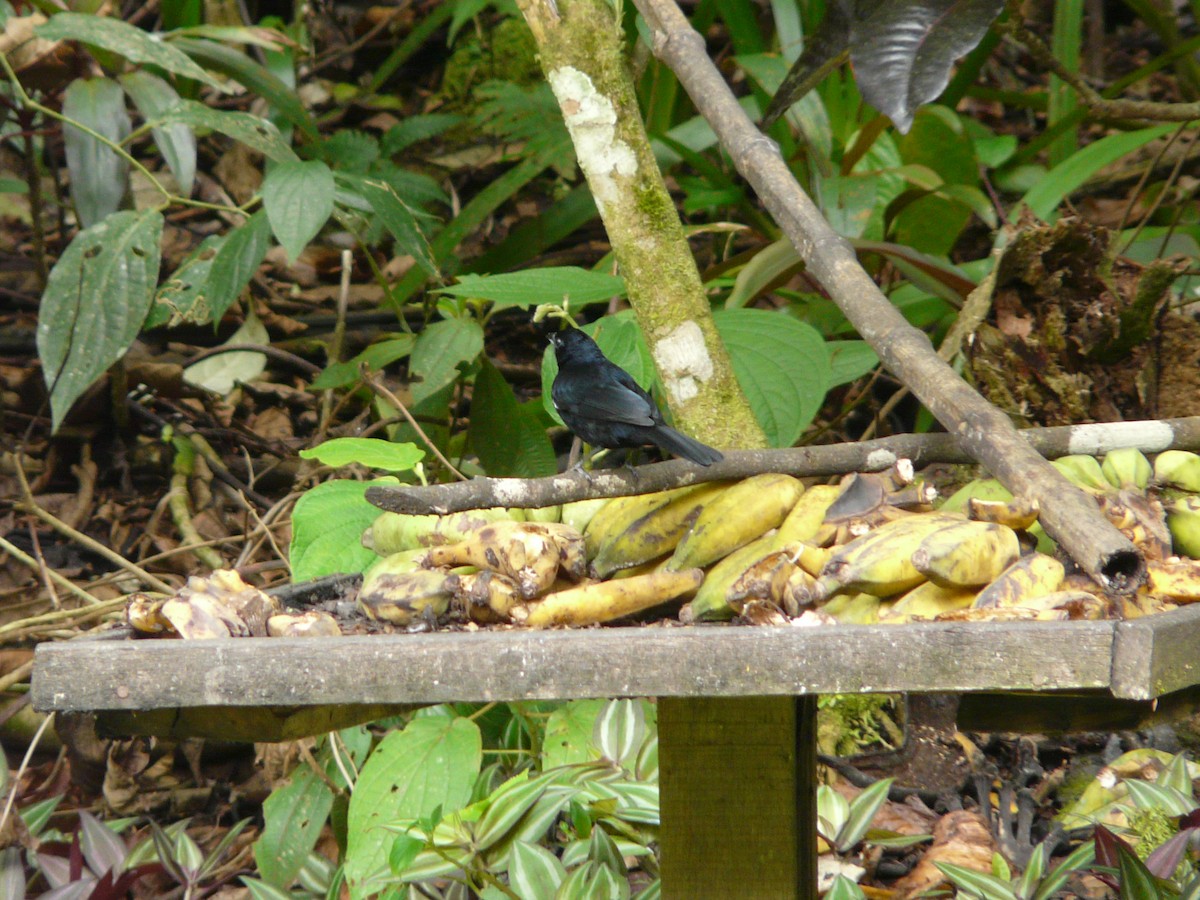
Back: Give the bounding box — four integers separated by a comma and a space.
549, 327, 724, 466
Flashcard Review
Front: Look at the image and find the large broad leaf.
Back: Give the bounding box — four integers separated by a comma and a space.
261, 159, 335, 262
289, 478, 395, 581
62, 77, 131, 228
437, 267, 625, 311
469, 360, 557, 477
344, 716, 482, 897
299, 437, 424, 472
253, 765, 334, 888
203, 209, 272, 322
155, 99, 297, 162
409, 318, 484, 405
119, 71, 196, 196
37, 209, 163, 432
37, 13, 224, 90
712, 308, 830, 447
182, 308, 268, 394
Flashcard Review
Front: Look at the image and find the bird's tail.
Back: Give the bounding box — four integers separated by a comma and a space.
653, 426, 724, 466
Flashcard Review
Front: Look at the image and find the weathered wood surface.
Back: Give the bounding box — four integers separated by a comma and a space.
959, 685, 1200, 734
1111, 604, 1200, 699
95, 704, 414, 743
34, 620, 1119, 713
659, 696, 815, 898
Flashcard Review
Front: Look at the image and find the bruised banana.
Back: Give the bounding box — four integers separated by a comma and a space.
668, 474, 804, 570
583, 486, 700, 560
359, 567, 455, 624
688, 532, 789, 621
591, 482, 726, 578
973, 552, 1066, 609
1154, 450, 1200, 493
776, 484, 841, 543
424, 521, 564, 599
449, 570, 522, 622
1145, 558, 1200, 602
879, 580, 977, 623
521, 568, 703, 627
910, 520, 1021, 588
1101, 448, 1152, 491
818, 513, 965, 598
1165, 495, 1200, 559
365, 507, 514, 555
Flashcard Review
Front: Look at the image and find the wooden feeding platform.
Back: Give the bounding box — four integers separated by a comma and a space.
31, 603, 1200, 897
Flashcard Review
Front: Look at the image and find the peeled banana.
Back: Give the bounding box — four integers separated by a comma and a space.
423, 521, 572, 599
879, 580, 977, 622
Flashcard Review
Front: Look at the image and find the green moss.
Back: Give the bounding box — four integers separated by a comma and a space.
1128, 805, 1177, 864
440, 17, 541, 105
817, 694, 901, 757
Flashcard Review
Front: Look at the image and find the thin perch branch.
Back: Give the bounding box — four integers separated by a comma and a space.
366, 416, 1200, 514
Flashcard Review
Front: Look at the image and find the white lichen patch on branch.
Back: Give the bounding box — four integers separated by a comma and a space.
653, 321, 714, 406
547, 66, 636, 211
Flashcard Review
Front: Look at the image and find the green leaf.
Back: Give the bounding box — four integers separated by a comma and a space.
299, 438, 424, 472
62, 77, 131, 228
824, 875, 867, 900
1157, 752, 1194, 797
37, 209, 163, 433
934, 862, 1019, 900
409, 318, 484, 405
311, 336, 416, 390
169, 37, 318, 142
828, 341, 879, 387
156, 99, 297, 162
542, 700, 607, 769
289, 478, 394, 581
1116, 840, 1166, 900
349, 175, 438, 277
344, 716, 482, 895
725, 239, 802, 310
474, 771, 557, 851
1017, 124, 1177, 222
1032, 840, 1094, 900
437, 268, 626, 310
120, 71, 197, 196
37, 13, 224, 90
1125, 779, 1196, 816
592, 700, 645, 771
381, 114, 466, 155
509, 841, 567, 898
469, 360, 557, 478
387, 832, 423, 875
149, 232, 224, 328
838, 777, 892, 851
204, 209, 272, 322
254, 766, 333, 888
239, 877, 297, 900
182, 308, 268, 394
712, 308, 830, 447
261, 160, 335, 262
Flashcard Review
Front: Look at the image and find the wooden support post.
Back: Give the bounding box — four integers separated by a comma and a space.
659, 695, 817, 898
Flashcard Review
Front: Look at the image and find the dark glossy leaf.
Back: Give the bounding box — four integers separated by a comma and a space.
761, 0, 854, 127
469, 360, 557, 478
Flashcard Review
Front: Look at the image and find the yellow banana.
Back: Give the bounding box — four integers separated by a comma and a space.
668, 473, 804, 570
973, 552, 1065, 609
818, 513, 965, 597
423, 521, 562, 598
522, 568, 703, 627
1165, 495, 1200, 559
1101, 448, 1152, 491
1154, 450, 1200, 492
776, 484, 840, 543
821, 592, 881, 624
1145, 558, 1200, 602
560, 497, 611, 533
359, 568, 455, 625
966, 496, 1040, 531
879, 581, 977, 623
583, 486, 700, 560
911, 520, 1021, 588
591, 482, 726, 577
939, 478, 1013, 513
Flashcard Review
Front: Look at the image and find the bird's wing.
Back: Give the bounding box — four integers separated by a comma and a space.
558, 372, 658, 426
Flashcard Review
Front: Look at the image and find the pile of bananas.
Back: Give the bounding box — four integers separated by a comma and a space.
356, 449, 1200, 630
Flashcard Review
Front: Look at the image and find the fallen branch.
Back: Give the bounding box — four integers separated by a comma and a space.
629, 0, 1145, 592
367, 416, 1200, 513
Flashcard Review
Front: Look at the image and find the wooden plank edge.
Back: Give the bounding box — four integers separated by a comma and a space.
1111, 604, 1200, 699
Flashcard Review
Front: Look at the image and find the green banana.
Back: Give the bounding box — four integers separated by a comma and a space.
818, 513, 965, 597
1154, 450, 1200, 493
667, 474, 804, 570
561, 497, 611, 533
973, 552, 1065, 609
1101, 448, 1152, 491
365, 507, 515, 555
688, 532, 789, 621
1051, 455, 1113, 494
1165, 495, 1200, 558
910, 520, 1021, 588
591, 482, 726, 577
